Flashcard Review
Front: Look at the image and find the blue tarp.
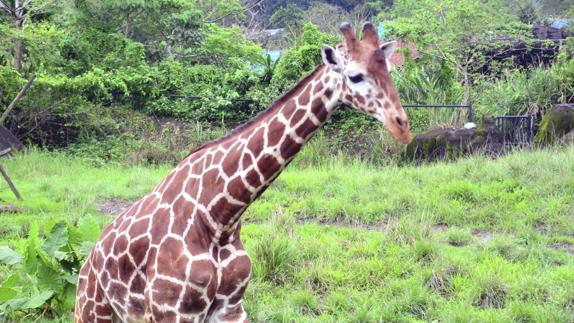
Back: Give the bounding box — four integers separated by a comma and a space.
263, 50, 282, 63
551, 19, 570, 29
378, 23, 386, 39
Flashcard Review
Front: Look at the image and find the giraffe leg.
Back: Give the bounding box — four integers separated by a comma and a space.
209, 243, 251, 323
209, 303, 249, 323
75, 258, 115, 323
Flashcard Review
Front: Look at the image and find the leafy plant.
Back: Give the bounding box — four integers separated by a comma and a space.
475, 59, 574, 117
0, 219, 100, 319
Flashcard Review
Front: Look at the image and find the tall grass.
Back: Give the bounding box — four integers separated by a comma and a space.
476, 59, 574, 117
1, 146, 573, 321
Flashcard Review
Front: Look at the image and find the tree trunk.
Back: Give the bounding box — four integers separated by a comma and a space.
13, 18, 24, 71
462, 67, 470, 106
0, 74, 36, 126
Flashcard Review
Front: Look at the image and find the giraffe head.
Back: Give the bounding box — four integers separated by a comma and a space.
321, 22, 412, 144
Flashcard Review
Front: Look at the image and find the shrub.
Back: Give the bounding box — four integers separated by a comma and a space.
0, 219, 100, 319
475, 59, 574, 117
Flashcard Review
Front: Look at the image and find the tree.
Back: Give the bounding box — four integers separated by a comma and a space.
385, 0, 533, 105
73, 0, 245, 62
0, 0, 29, 70
0, 0, 61, 72
0, 0, 37, 70
270, 4, 304, 30
305, 2, 346, 35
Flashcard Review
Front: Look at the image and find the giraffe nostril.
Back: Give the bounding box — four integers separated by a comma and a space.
395, 116, 404, 128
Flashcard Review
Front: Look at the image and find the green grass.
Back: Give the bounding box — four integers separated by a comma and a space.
1, 146, 573, 321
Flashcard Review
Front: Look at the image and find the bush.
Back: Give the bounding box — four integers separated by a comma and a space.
0, 219, 100, 320
475, 59, 574, 117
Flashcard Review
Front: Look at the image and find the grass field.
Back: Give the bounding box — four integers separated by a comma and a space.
1, 147, 573, 322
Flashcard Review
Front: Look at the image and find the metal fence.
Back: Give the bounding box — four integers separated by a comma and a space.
494, 115, 535, 145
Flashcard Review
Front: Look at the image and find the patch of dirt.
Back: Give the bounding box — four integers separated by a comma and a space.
473, 229, 494, 243
0, 205, 24, 213
432, 222, 449, 234
534, 219, 549, 235
547, 242, 574, 255
96, 199, 134, 216
291, 216, 396, 231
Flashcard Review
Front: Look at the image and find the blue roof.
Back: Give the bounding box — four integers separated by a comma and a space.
378, 23, 386, 39
551, 19, 570, 29
263, 50, 282, 63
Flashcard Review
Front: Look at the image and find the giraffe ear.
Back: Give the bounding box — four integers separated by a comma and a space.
321, 45, 343, 73
380, 41, 397, 59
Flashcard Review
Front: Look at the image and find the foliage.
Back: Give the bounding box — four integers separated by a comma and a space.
244, 23, 338, 110
270, 4, 305, 29
0, 219, 100, 319
475, 59, 574, 117
385, 0, 534, 104
392, 60, 464, 131
1, 0, 571, 151
0, 0, 269, 147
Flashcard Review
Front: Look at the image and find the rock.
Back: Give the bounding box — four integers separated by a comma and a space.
562, 130, 574, 144
0, 125, 23, 152
534, 104, 574, 144
405, 115, 503, 162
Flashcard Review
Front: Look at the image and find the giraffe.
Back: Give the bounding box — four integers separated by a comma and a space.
74, 22, 411, 323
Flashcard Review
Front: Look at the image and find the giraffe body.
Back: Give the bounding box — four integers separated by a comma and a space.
75, 22, 411, 322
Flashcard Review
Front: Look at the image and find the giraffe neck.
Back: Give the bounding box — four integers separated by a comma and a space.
159, 64, 341, 242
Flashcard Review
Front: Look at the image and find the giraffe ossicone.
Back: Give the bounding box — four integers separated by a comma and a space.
75, 22, 411, 323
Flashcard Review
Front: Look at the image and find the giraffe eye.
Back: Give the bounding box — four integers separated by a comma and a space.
348, 73, 364, 83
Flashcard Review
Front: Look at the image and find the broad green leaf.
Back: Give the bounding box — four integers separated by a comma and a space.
0, 274, 20, 289
36, 263, 65, 292
43, 221, 69, 257
0, 287, 17, 302
0, 297, 28, 312
0, 246, 23, 265
77, 217, 101, 243
37, 246, 62, 272
23, 223, 40, 273
64, 274, 78, 285
78, 241, 95, 258
63, 284, 77, 310
22, 290, 54, 309
54, 250, 68, 261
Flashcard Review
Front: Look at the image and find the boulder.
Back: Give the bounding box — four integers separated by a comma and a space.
534, 104, 574, 144
0, 125, 23, 152
405, 115, 503, 162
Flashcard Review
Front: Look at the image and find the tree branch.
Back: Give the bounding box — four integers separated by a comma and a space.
0, 0, 16, 16
205, 0, 263, 24
0, 75, 36, 126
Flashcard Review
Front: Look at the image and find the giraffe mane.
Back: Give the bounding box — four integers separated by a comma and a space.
186, 64, 327, 157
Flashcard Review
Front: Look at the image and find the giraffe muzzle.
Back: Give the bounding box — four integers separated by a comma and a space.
385, 114, 412, 144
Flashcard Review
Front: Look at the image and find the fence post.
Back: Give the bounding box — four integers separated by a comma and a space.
468, 105, 473, 123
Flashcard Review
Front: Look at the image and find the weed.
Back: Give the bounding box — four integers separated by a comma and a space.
473, 275, 508, 309
446, 228, 473, 247
413, 240, 439, 264
427, 265, 456, 297
252, 233, 298, 285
